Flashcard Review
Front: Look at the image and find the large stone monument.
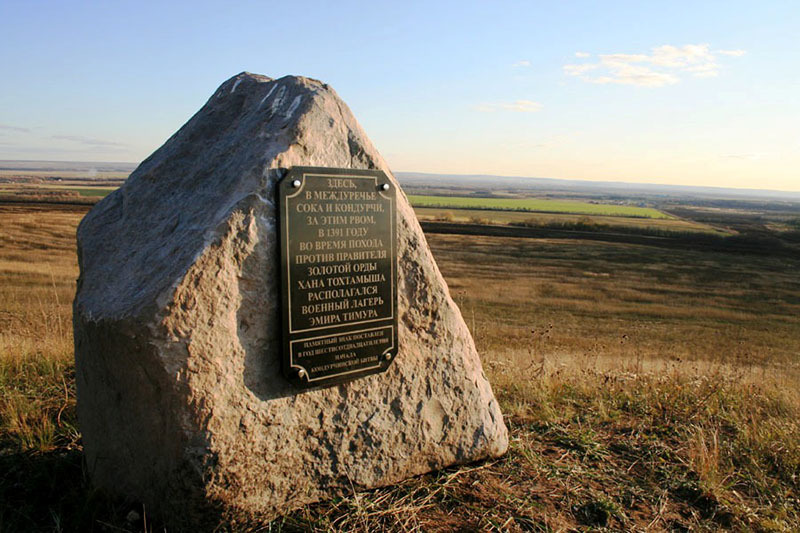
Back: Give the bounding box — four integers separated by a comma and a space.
73, 72, 507, 527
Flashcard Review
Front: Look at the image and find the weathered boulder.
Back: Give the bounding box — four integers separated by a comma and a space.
74, 72, 507, 527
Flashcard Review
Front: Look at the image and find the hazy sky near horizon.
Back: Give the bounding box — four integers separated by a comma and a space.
1, 1, 798, 191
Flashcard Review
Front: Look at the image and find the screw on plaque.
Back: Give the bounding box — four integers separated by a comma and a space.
292, 179, 301, 188
383, 352, 392, 361
296, 368, 308, 380
380, 183, 390, 191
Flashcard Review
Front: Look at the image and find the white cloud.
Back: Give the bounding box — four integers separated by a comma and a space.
649, 44, 714, 67
564, 43, 745, 87
718, 49, 746, 57
602, 53, 649, 64
501, 100, 543, 112
574, 51, 591, 58
563, 63, 599, 76
512, 60, 531, 68
591, 65, 679, 87
475, 100, 543, 113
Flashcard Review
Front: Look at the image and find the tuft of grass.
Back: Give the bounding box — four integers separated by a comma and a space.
492, 361, 800, 531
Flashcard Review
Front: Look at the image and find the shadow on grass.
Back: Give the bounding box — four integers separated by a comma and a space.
0, 447, 138, 532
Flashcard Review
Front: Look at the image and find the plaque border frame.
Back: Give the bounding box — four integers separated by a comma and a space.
278, 166, 398, 389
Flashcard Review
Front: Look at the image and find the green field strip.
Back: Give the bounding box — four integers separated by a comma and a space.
64, 187, 116, 197
408, 195, 672, 219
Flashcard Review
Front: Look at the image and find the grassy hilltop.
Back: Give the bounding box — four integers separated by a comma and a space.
1, 199, 799, 531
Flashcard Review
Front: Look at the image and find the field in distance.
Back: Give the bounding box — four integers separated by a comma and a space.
1, 203, 798, 531
413, 206, 728, 235
0, 161, 129, 202
408, 194, 672, 219
0, 181, 120, 203
0, 184, 117, 196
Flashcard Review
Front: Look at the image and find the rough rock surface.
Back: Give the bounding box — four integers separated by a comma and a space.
74, 72, 508, 527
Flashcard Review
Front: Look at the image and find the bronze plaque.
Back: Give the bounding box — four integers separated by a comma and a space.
278, 167, 398, 388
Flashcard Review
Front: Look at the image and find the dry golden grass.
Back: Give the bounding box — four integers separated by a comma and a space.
433, 234, 800, 368
427, 232, 800, 531
1, 204, 798, 531
0, 205, 78, 360
0, 205, 82, 457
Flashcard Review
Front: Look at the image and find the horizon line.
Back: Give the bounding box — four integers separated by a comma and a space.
1, 159, 798, 196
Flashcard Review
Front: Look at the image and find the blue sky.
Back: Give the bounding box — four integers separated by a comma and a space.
1, 1, 798, 191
